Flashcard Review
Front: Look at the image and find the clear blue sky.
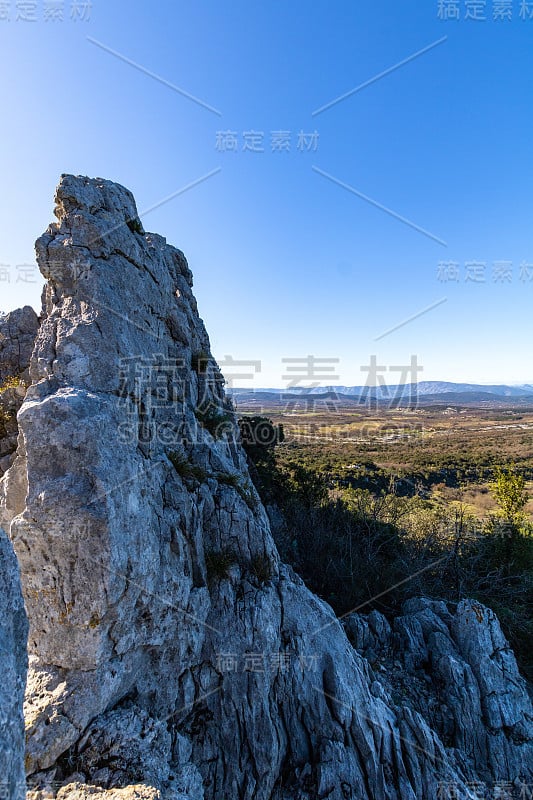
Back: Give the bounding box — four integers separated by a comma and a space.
1, 0, 532, 387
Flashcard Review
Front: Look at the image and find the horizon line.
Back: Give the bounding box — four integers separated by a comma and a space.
227, 381, 533, 392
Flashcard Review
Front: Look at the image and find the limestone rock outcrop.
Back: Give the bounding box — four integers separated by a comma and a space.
0, 527, 28, 800
0, 306, 39, 385
0, 306, 39, 476
0, 381, 26, 477
1, 175, 531, 799
345, 598, 533, 785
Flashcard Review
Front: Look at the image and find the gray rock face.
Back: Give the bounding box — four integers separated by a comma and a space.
0, 382, 26, 477
346, 597, 533, 784
0, 306, 39, 477
0, 306, 39, 384
0, 527, 28, 800
72, 706, 172, 789
2, 174, 531, 799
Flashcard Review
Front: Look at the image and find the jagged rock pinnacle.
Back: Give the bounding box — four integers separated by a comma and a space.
0, 176, 530, 800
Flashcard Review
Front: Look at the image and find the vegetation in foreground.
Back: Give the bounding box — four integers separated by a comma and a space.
238, 412, 533, 681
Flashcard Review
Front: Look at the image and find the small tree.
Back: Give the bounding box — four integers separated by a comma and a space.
285, 462, 328, 509
487, 466, 531, 577
490, 466, 528, 526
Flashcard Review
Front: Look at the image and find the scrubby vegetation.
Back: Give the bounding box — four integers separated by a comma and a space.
195, 405, 233, 439
0, 376, 25, 392
205, 548, 238, 582
126, 217, 144, 235
168, 451, 208, 483
238, 412, 533, 679
249, 553, 274, 585
191, 351, 211, 374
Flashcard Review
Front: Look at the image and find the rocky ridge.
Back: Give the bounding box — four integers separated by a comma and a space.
0, 174, 531, 800
345, 598, 532, 785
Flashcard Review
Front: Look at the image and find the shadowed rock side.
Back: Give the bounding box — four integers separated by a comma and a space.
345, 598, 533, 785
1, 175, 531, 800
0, 307, 39, 476
0, 306, 39, 385
0, 527, 28, 800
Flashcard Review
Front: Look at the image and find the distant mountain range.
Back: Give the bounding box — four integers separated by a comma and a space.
228, 382, 533, 406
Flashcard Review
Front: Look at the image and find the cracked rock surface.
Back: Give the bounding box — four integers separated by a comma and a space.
1, 175, 531, 799
0, 526, 28, 800
0, 306, 39, 477
0, 306, 39, 385
345, 597, 533, 785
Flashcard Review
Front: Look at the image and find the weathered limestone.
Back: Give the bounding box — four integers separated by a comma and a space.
1, 174, 531, 799
0, 527, 28, 800
0, 306, 39, 477
0, 306, 39, 384
345, 597, 533, 785
0, 382, 26, 477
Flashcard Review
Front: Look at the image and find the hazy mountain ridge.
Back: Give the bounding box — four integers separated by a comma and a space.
230, 381, 533, 397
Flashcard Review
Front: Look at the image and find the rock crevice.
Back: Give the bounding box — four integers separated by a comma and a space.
0, 175, 531, 799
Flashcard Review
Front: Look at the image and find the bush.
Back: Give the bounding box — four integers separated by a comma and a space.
126, 217, 144, 235
168, 452, 208, 483
191, 351, 211, 374
215, 471, 241, 489
490, 466, 528, 525
195, 406, 234, 439
205, 548, 237, 582
250, 554, 274, 585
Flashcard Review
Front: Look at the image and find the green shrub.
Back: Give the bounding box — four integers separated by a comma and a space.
250, 554, 274, 585
215, 471, 241, 489
490, 465, 528, 525
168, 452, 208, 483
127, 217, 144, 235
191, 351, 211, 374
205, 548, 238, 582
195, 406, 233, 439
